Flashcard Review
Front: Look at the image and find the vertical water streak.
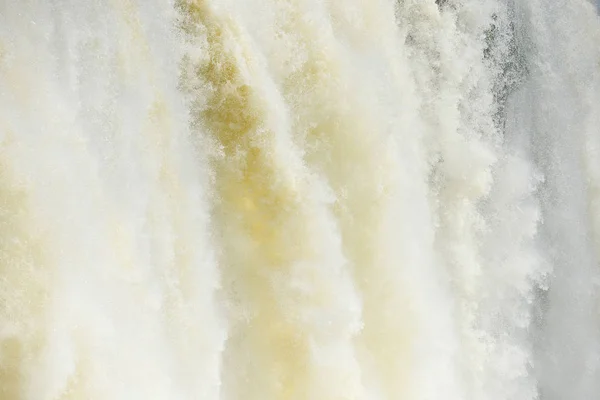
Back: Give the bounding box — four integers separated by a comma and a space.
512, 0, 600, 398
0, 0, 224, 398
178, 2, 366, 399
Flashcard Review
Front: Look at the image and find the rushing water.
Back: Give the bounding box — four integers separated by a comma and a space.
0, 0, 599, 399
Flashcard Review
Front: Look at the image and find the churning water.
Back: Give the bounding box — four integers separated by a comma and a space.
1, 0, 600, 399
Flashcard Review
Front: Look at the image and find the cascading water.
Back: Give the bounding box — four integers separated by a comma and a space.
0, 0, 599, 399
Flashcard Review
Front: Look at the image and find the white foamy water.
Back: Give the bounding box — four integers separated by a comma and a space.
1, 0, 599, 399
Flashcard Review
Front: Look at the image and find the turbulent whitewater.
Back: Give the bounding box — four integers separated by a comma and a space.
1, 0, 600, 399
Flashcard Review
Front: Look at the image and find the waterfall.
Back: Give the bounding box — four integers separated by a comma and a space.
0, 0, 599, 399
